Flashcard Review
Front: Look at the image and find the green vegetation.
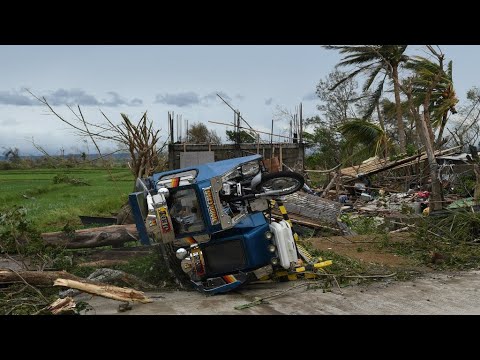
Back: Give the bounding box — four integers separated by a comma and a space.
378, 211, 480, 270
0, 168, 132, 231
0, 206, 71, 270
112, 248, 177, 287
340, 213, 387, 235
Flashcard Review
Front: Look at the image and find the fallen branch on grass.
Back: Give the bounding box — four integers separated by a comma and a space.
58, 268, 155, 298
54, 278, 153, 303
390, 226, 411, 233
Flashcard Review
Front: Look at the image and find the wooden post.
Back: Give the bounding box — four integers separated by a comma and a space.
321, 172, 337, 198
299, 102, 303, 143
279, 145, 283, 171
335, 170, 340, 195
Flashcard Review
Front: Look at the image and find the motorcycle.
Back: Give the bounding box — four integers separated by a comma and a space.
129, 154, 307, 294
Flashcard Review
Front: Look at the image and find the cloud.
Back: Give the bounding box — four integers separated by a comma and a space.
202, 91, 232, 105
235, 94, 245, 101
102, 91, 143, 106
0, 90, 36, 106
302, 91, 317, 101
47, 88, 100, 106
130, 98, 143, 106
0, 89, 143, 107
265, 97, 273, 105
155, 92, 201, 107
155, 91, 234, 107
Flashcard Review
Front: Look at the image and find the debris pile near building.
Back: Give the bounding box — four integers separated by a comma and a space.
275, 146, 480, 235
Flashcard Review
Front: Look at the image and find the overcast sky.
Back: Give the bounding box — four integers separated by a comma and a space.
1, 45, 480, 155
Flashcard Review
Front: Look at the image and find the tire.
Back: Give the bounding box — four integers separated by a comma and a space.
253, 171, 304, 196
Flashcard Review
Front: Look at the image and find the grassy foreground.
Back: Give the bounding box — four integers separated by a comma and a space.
0, 168, 133, 232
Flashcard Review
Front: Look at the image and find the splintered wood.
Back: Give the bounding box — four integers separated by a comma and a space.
48, 297, 76, 315
53, 279, 153, 303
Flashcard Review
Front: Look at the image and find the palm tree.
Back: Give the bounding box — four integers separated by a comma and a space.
339, 119, 391, 160
405, 55, 458, 148
402, 47, 457, 211
324, 45, 409, 152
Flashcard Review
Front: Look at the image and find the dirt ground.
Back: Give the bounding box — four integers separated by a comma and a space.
306, 233, 415, 268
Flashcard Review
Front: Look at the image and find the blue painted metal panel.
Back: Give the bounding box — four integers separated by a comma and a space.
152, 154, 262, 184
128, 192, 151, 246
207, 218, 272, 272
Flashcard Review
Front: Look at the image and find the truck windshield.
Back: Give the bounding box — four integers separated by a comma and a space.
167, 188, 205, 235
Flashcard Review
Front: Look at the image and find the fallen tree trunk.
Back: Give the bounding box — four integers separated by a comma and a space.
41, 224, 139, 249
54, 278, 152, 303
0, 269, 83, 286
77, 260, 129, 268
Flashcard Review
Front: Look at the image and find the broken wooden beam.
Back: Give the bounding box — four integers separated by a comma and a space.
54, 278, 153, 303
270, 213, 341, 233
41, 224, 139, 249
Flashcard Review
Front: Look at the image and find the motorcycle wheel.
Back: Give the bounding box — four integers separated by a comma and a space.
253, 171, 304, 196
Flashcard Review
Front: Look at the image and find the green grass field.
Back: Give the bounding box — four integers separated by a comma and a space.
0, 168, 133, 232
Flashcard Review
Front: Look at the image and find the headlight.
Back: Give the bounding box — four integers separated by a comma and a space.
270, 257, 279, 265
222, 168, 241, 182
267, 244, 276, 253
176, 248, 188, 259
265, 231, 273, 240
241, 161, 260, 177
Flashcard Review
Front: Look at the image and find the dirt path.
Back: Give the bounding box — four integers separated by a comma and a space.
307, 233, 415, 268
80, 271, 480, 315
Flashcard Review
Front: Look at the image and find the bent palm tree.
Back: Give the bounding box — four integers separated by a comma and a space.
324, 45, 408, 152
339, 119, 391, 160
403, 47, 456, 211
405, 56, 458, 148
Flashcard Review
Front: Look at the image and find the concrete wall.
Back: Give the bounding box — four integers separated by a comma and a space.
180, 151, 215, 168
168, 143, 304, 171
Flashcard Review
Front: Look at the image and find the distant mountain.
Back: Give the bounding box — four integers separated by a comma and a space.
0, 153, 131, 161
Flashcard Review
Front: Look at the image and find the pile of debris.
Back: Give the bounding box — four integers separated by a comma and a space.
289, 146, 480, 234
